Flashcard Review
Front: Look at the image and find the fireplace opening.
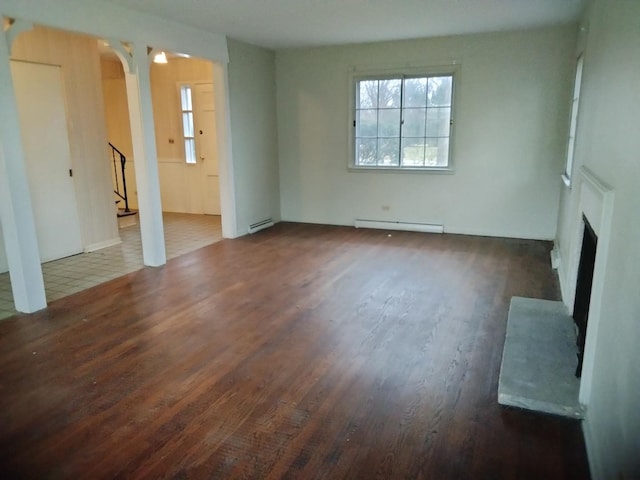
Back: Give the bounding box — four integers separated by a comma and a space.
573, 215, 598, 378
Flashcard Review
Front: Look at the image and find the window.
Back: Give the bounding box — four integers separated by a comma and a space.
180, 85, 196, 164
563, 55, 584, 185
352, 72, 455, 170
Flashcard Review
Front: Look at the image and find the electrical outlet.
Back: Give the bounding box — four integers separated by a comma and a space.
381, 205, 390, 212
168, 138, 175, 144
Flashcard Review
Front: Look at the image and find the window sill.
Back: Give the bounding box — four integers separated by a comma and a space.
348, 165, 455, 174
561, 173, 572, 188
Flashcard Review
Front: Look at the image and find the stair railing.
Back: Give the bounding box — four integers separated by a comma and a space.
109, 142, 130, 213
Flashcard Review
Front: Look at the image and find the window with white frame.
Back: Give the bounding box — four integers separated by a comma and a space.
564, 55, 584, 185
180, 85, 197, 164
352, 72, 455, 170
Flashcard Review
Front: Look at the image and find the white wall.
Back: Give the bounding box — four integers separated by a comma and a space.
0, 222, 7, 272
276, 27, 576, 239
554, 1, 640, 478
227, 39, 281, 234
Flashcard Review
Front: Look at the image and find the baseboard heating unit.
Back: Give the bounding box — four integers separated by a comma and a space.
354, 220, 444, 234
248, 218, 274, 234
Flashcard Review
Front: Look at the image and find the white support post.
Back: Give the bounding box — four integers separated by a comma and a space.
212, 62, 238, 239
122, 43, 166, 267
0, 31, 47, 313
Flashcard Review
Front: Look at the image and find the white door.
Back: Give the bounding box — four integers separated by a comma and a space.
11, 61, 84, 263
194, 83, 221, 215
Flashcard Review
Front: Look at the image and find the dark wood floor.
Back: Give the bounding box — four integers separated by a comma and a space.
0, 223, 590, 479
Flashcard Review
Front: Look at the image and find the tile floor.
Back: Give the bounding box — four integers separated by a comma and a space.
0, 213, 222, 320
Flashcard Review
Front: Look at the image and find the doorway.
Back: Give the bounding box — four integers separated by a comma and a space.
1, 22, 237, 314
10, 60, 84, 263
100, 53, 225, 255
194, 83, 221, 215
145, 56, 222, 218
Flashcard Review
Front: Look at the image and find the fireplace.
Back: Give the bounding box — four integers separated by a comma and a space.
573, 216, 597, 377
559, 166, 614, 406
496, 168, 612, 417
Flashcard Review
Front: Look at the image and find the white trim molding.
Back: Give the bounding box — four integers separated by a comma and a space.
557, 166, 614, 407
84, 237, 122, 253
355, 219, 444, 234
582, 416, 604, 480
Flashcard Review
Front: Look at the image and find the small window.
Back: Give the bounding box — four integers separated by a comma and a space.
180, 85, 196, 164
352, 72, 455, 170
563, 55, 584, 185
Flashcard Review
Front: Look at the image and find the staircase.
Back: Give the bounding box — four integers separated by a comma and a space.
109, 142, 138, 227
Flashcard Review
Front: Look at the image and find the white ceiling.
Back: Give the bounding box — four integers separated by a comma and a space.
99, 0, 585, 50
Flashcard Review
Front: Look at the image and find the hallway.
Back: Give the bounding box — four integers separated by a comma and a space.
0, 213, 222, 320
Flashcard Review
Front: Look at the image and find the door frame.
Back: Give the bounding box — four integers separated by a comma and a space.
192, 81, 221, 216
10, 59, 84, 263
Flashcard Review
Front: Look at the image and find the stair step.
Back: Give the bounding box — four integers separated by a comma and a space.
117, 210, 138, 218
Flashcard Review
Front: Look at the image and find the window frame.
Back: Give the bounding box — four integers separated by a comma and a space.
562, 54, 584, 187
348, 65, 459, 173
178, 83, 197, 165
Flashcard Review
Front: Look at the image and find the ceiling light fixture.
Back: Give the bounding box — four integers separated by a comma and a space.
153, 51, 168, 64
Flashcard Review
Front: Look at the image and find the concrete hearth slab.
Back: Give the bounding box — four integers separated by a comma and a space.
498, 297, 584, 418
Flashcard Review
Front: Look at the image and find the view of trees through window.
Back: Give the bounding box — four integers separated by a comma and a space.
355, 75, 453, 168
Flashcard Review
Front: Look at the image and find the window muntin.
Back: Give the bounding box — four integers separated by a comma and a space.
353, 74, 454, 169
180, 85, 196, 164
564, 55, 584, 185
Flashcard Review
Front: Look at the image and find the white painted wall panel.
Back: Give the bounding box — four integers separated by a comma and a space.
227, 40, 281, 234
276, 27, 576, 239
554, 1, 640, 478
0, 222, 7, 273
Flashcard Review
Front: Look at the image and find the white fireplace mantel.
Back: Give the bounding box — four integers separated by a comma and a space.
565, 166, 615, 406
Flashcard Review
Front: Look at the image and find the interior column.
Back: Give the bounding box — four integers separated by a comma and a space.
0, 32, 47, 313
122, 44, 166, 267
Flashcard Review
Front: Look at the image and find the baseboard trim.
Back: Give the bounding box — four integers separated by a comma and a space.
279, 217, 556, 241
553, 243, 572, 311
444, 225, 555, 241
248, 218, 274, 234
582, 418, 600, 480
84, 237, 121, 253
355, 219, 443, 234
550, 246, 561, 269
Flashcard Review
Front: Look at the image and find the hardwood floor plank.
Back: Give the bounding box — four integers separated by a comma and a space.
0, 223, 590, 479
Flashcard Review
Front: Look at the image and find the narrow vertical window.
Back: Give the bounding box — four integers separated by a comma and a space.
180, 85, 196, 164
564, 55, 584, 185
